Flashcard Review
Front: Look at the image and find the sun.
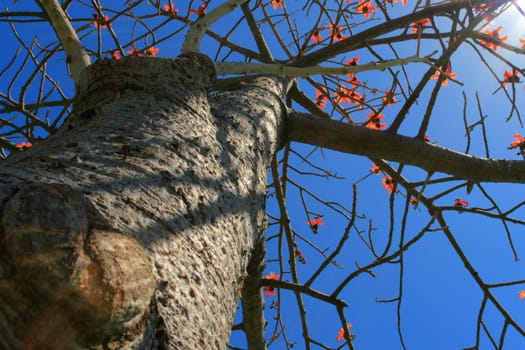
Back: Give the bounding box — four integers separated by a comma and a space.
516, 0, 525, 13
498, 0, 525, 37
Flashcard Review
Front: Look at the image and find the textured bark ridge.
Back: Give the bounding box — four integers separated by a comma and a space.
0, 55, 289, 349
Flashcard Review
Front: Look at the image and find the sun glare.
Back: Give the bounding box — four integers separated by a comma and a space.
499, 1, 525, 36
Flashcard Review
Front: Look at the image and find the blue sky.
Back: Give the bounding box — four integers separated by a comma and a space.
2, 1, 525, 349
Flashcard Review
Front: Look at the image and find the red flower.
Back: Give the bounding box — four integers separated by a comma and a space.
329, 25, 347, 41
356, 0, 377, 18
263, 286, 276, 297
480, 26, 508, 51
473, 2, 495, 23
315, 89, 327, 108
336, 323, 353, 341
430, 65, 457, 86
295, 249, 307, 263
355, 93, 366, 109
162, 4, 179, 16
382, 90, 398, 106
348, 73, 361, 87
344, 59, 360, 81
346, 57, 360, 66
381, 176, 395, 193
112, 50, 121, 60
307, 217, 324, 226
334, 86, 351, 104
127, 47, 143, 57
16, 141, 32, 150
271, 0, 284, 10
265, 271, 279, 280
311, 30, 322, 44
263, 272, 280, 297
348, 89, 362, 104
190, 3, 207, 16
93, 14, 110, 28
411, 18, 431, 34
473, 2, 494, 14
424, 135, 430, 142
145, 46, 160, 57
502, 69, 520, 87
307, 216, 324, 233
410, 197, 418, 204
366, 112, 387, 130
411, 18, 431, 41
370, 163, 380, 175
386, 0, 406, 4
454, 198, 469, 207
519, 290, 525, 299
509, 134, 525, 153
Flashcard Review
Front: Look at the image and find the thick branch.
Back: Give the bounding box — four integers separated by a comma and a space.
38, 0, 90, 86
287, 111, 525, 183
241, 239, 266, 350
215, 53, 434, 76
182, 0, 248, 53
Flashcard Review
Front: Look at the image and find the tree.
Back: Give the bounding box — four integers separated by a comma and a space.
1, 0, 525, 349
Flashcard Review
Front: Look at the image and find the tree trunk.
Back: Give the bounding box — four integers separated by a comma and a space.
0, 54, 290, 349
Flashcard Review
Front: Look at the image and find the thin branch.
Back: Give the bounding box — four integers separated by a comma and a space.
261, 279, 348, 309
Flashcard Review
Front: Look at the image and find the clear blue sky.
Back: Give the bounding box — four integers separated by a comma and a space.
2, 1, 525, 349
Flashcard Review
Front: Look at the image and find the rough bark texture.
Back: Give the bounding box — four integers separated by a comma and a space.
0, 54, 289, 349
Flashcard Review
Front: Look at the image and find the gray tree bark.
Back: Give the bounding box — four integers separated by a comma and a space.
0, 54, 290, 349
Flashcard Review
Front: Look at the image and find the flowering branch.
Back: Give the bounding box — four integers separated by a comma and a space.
288, 111, 525, 183
293, 0, 511, 67
215, 53, 435, 77
38, 0, 90, 87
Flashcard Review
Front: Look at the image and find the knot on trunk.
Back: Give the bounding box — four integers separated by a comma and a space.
0, 183, 156, 348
